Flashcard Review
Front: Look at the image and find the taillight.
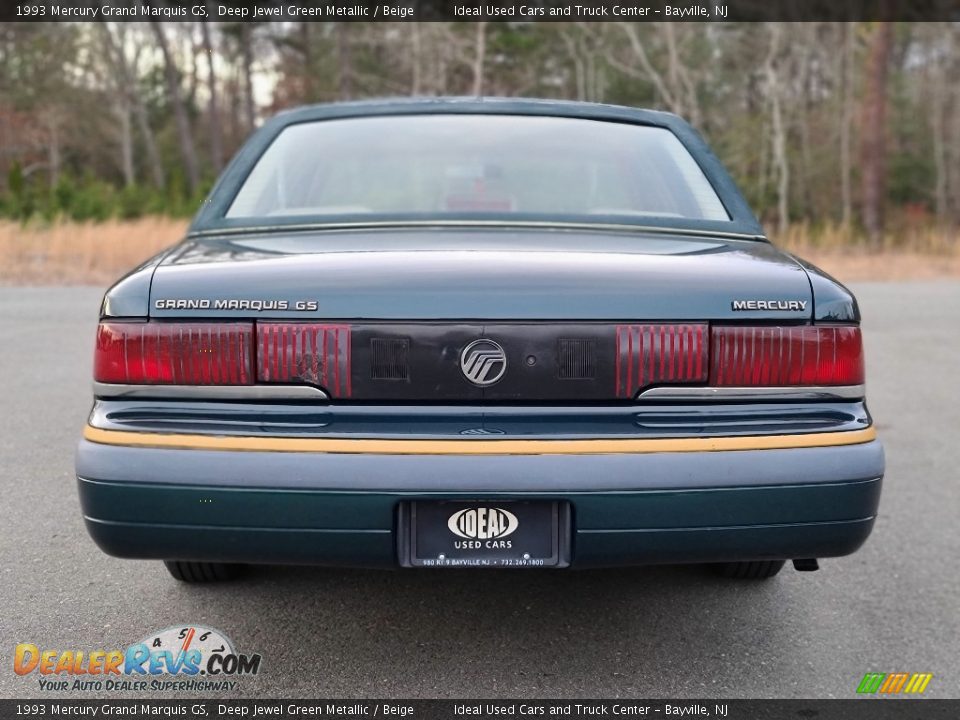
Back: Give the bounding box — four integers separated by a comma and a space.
710, 325, 864, 386
616, 324, 708, 397
257, 323, 352, 397
94, 322, 254, 385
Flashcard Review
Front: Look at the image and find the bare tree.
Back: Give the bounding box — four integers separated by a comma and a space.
839, 22, 857, 225
764, 23, 790, 234
200, 17, 224, 171
561, 24, 591, 101
298, 22, 316, 101
148, 19, 201, 194
43, 111, 61, 190
608, 24, 702, 128
922, 23, 956, 227
98, 22, 165, 189
337, 24, 353, 100
410, 23, 422, 95
472, 22, 488, 96
240, 23, 257, 128
859, 21, 893, 244
952, 29, 960, 225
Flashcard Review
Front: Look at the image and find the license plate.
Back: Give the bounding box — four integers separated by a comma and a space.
405, 501, 568, 568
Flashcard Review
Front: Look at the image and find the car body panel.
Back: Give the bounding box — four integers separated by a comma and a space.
99, 249, 172, 319
787, 253, 860, 322
77, 439, 882, 568
77, 435, 884, 493
145, 230, 812, 322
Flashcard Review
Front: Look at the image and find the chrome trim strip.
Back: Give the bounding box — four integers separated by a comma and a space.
635, 385, 865, 401
93, 383, 330, 401
187, 220, 767, 242
94, 383, 863, 402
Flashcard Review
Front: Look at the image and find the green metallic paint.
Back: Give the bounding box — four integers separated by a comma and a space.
78, 476, 881, 567
78, 477, 881, 531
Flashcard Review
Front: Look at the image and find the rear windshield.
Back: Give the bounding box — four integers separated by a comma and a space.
226, 115, 729, 223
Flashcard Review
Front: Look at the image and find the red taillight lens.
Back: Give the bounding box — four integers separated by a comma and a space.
257, 323, 352, 397
616, 324, 708, 397
94, 322, 254, 385
710, 326, 863, 386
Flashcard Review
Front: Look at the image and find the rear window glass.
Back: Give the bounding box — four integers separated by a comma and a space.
226, 115, 729, 223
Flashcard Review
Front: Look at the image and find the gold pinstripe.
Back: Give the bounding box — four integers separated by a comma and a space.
83, 425, 877, 456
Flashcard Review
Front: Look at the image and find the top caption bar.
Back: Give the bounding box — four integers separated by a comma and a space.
4, 0, 960, 22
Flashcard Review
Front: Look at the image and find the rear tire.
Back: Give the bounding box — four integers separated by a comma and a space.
715, 560, 785, 580
163, 560, 242, 583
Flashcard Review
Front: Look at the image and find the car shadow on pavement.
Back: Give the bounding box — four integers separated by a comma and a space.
158, 563, 797, 697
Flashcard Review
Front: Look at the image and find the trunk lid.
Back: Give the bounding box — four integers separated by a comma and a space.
150, 228, 810, 321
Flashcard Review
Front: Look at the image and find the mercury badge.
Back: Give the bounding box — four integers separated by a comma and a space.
460, 339, 507, 386
732, 299, 808, 311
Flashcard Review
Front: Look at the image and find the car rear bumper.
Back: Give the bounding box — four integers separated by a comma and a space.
76, 428, 884, 568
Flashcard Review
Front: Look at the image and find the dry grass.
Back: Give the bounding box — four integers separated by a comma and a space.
786, 249, 960, 282
772, 222, 960, 282
0, 218, 187, 285
0, 217, 957, 285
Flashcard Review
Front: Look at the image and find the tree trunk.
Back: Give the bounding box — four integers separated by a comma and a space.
560, 28, 586, 101
300, 22, 315, 101
930, 60, 947, 224
240, 23, 256, 130
200, 17, 224, 172
435, 25, 450, 94
184, 27, 199, 111
337, 24, 353, 100
765, 23, 790, 235
148, 18, 201, 195
953, 51, 960, 225
840, 22, 856, 225
46, 113, 60, 190
411, 22, 422, 95
617, 24, 678, 112
118, 103, 134, 186
98, 22, 165, 189
135, 100, 166, 190
928, 24, 954, 227
859, 21, 893, 245
472, 22, 487, 96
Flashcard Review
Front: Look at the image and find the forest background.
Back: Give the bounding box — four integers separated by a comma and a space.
1, 21, 957, 282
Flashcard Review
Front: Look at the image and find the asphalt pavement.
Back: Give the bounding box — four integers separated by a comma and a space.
0, 283, 957, 699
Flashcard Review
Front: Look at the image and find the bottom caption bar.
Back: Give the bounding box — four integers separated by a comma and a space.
3, 700, 957, 719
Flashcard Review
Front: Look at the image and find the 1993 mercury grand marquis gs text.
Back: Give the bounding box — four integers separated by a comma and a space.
76, 99, 884, 582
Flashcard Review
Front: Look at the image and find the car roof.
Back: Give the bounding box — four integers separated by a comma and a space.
270, 97, 685, 130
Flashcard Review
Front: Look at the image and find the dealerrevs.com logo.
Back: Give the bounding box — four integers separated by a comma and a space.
857, 672, 933, 695
14, 625, 261, 692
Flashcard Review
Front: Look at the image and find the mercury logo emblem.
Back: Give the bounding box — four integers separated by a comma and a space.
460, 339, 507, 386
448, 507, 519, 540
